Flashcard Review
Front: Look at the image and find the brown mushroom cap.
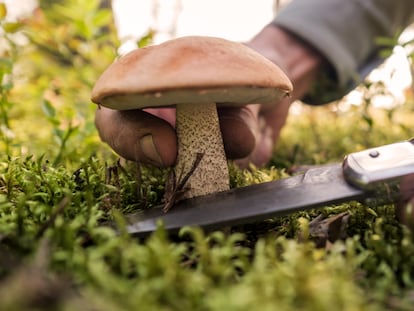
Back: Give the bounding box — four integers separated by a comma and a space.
91, 36, 292, 109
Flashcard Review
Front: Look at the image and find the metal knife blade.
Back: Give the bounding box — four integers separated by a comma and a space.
124, 164, 364, 236
123, 140, 414, 237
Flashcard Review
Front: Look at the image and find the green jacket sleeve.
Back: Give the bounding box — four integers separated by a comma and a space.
273, 0, 414, 103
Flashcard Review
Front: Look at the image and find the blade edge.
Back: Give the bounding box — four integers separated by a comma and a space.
125, 163, 367, 236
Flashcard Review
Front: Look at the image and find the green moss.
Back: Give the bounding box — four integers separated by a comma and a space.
0, 0, 414, 309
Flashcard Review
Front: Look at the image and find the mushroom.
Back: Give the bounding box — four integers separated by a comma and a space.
91, 36, 292, 204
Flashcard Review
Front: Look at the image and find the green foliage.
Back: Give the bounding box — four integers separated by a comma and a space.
229, 162, 289, 188
0, 0, 414, 310
7, 0, 119, 162
272, 99, 414, 168
0, 3, 22, 155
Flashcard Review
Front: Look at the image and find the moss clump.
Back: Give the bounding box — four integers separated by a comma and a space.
1, 0, 414, 309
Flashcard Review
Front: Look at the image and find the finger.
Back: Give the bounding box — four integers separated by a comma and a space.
95, 106, 177, 167
234, 115, 274, 168
218, 106, 257, 160
247, 116, 274, 166
396, 200, 414, 230
399, 174, 414, 202
396, 174, 414, 228
146, 105, 257, 160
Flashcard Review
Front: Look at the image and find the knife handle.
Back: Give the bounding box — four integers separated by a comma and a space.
342, 140, 414, 190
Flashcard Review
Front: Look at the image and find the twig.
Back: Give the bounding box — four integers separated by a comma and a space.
36, 196, 71, 239
163, 152, 204, 212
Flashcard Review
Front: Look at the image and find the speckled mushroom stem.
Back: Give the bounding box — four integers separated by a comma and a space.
175, 102, 230, 198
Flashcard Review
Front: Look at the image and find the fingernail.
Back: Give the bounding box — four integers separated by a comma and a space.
140, 134, 163, 166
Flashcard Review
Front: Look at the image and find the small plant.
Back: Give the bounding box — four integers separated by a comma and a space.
41, 99, 79, 165
0, 1, 414, 310
0, 3, 23, 156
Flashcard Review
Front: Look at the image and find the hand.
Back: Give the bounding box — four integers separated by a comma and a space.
95, 104, 263, 167
94, 24, 326, 168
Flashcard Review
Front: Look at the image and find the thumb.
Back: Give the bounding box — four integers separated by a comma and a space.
95, 107, 177, 167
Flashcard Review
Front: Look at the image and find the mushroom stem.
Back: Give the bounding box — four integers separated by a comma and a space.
175, 102, 230, 198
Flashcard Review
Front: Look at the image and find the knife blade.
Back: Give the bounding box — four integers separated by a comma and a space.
123, 140, 414, 237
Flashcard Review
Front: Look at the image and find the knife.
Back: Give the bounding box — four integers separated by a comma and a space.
123, 140, 414, 237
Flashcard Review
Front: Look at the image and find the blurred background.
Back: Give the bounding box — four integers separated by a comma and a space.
2, 0, 414, 164
9, 0, 413, 103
